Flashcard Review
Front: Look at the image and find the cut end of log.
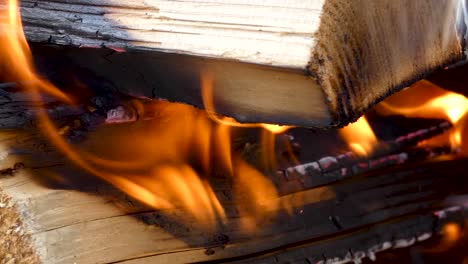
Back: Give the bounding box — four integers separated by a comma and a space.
310, 0, 466, 126
0, 190, 40, 264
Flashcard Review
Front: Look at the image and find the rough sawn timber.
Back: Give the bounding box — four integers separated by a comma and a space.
0, 128, 467, 263
13, 0, 468, 127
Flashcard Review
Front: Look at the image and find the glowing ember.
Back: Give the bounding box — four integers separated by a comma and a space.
426, 222, 462, 253
338, 116, 378, 156
442, 223, 461, 243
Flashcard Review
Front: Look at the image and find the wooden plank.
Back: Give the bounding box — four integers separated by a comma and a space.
1, 124, 467, 263
0, 86, 465, 263
12, 0, 467, 127
20, 0, 324, 69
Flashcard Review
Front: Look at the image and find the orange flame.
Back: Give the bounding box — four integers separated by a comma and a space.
232, 158, 279, 231
0, 0, 293, 229
201, 70, 292, 171
200, 71, 291, 134
338, 116, 378, 156
426, 222, 462, 253
377, 81, 468, 124
0, 0, 71, 102
375, 80, 468, 152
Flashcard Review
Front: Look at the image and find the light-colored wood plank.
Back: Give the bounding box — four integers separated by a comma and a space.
20, 0, 325, 68
16, 0, 467, 127
1, 125, 466, 263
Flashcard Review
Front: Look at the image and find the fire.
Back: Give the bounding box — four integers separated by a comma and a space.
0, 0, 290, 229
261, 124, 291, 134
338, 116, 378, 156
338, 79, 468, 156
0, 0, 70, 102
232, 158, 279, 231
4, 0, 467, 234
442, 222, 461, 243
375, 80, 468, 152
200, 71, 291, 134
201, 70, 291, 171
426, 222, 462, 253
376, 80, 468, 124
82, 100, 283, 227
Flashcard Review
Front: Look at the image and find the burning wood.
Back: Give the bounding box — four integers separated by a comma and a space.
276, 121, 454, 195
1, 0, 468, 263
338, 117, 377, 156
5, 0, 467, 127
0, 92, 467, 263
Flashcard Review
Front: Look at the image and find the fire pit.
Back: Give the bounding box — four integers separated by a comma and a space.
1, 1, 468, 264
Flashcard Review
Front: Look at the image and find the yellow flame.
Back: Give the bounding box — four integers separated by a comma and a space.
338, 116, 377, 156
375, 80, 468, 152
0, 0, 294, 230
200, 70, 291, 134
379, 90, 468, 124
0, 0, 71, 102
232, 158, 279, 232
261, 124, 291, 134
201, 70, 293, 170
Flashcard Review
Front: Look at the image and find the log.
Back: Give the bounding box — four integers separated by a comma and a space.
272, 120, 454, 195
0, 87, 467, 263
2, 132, 467, 264
13, 0, 468, 127
278, 146, 453, 196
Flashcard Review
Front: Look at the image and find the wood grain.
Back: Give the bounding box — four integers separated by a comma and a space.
19, 0, 325, 68
12, 0, 467, 127
0, 127, 466, 263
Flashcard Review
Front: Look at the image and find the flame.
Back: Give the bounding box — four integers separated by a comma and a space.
77, 99, 286, 227
261, 124, 291, 134
338, 116, 377, 156
0, 0, 295, 230
377, 81, 468, 124
375, 80, 468, 152
426, 222, 462, 253
442, 222, 461, 243
232, 158, 279, 231
200, 71, 291, 135
0, 0, 71, 102
201, 70, 292, 171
